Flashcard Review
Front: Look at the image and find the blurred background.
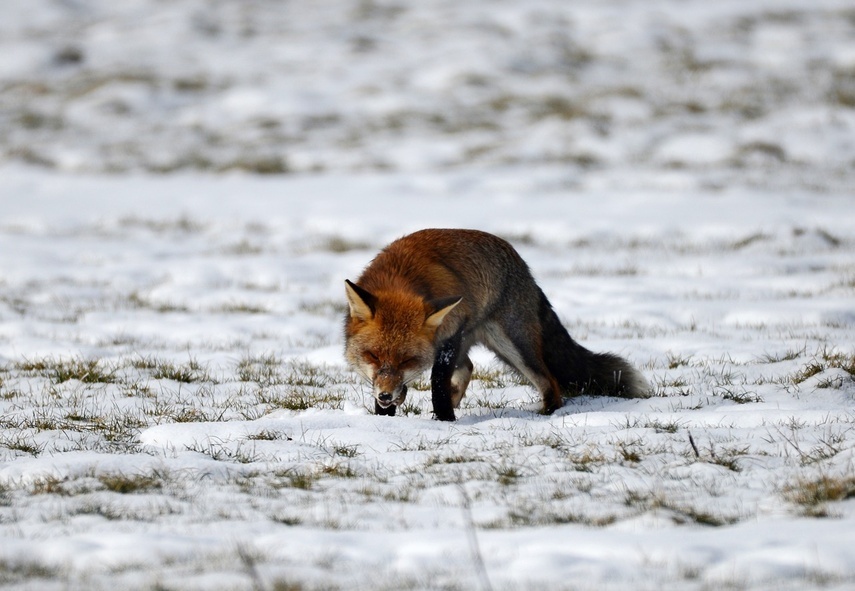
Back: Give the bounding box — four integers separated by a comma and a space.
1, 0, 854, 192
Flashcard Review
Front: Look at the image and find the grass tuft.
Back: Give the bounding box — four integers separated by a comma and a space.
140, 356, 214, 384
790, 348, 855, 385
716, 386, 763, 404
16, 357, 117, 384
665, 352, 693, 369
783, 474, 855, 517
237, 353, 283, 386
98, 472, 163, 494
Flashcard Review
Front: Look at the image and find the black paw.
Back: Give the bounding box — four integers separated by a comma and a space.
375, 401, 397, 416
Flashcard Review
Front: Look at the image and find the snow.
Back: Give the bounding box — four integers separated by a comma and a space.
1, 0, 855, 589
0, 170, 853, 590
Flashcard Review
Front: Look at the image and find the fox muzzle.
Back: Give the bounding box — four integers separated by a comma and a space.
373, 363, 406, 407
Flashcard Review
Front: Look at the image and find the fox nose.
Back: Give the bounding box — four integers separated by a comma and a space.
378, 392, 393, 405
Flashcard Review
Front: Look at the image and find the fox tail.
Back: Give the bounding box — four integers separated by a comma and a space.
538, 290, 651, 398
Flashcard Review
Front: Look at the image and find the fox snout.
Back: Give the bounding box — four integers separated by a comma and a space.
373, 364, 405, 408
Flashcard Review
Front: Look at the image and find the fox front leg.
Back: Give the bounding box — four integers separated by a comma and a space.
430, 329, 464, 421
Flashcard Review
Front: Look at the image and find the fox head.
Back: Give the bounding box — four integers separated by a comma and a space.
344, 280, 461, 411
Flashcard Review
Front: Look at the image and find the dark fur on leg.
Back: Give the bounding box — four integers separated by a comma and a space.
431, 329, 463, 421
375, 400, 397, 416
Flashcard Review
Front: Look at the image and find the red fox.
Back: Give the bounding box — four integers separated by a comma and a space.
344, 229, 650, 421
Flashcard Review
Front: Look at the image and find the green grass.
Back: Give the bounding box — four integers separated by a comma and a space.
644, 418, 682, 433
790, 348, 855, 385
213, 301, 269, 314
0, 559, 61, 582
757, 346, 807, 364
245, 429, 289, 441
16, 357, 118, 384
0, 432, 45, 456
316, 236, 371, 253
236, 353, 283, 386
149, 358, 212, 383
567, 447, 606, 473
623, 490, 738, 527
98, 472, 163, 494
127, 292, 191, 313
665, 352, 694, 369
716, 386, 763, 404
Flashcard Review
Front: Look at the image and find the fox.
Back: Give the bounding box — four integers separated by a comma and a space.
344, 228, 650, 421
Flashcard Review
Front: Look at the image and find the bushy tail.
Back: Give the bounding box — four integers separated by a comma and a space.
538, 291, 651, 398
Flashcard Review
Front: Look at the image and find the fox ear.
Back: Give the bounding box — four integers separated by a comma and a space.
424, 295, 462, 330
345, 280, 377, 321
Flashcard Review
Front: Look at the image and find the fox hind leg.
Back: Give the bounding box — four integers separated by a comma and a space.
450, 356, 473, 409
481, 321, 565, 415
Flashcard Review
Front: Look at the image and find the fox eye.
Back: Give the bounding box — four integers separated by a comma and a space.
365, 351, 380, 363
400, 357, 419, 368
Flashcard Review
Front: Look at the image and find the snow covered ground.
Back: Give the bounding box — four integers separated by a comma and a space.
1, 171, 853, 590
1, 1, 855, 590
